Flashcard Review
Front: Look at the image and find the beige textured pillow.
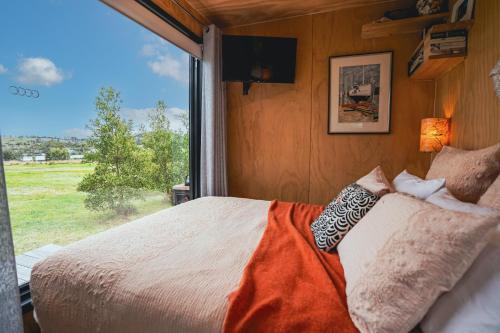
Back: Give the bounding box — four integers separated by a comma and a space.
338, 193, 424, 294
426, 143, 500, 203
478, 175, 500, 211
355, 166, 393, 196
338, 193, 498, 333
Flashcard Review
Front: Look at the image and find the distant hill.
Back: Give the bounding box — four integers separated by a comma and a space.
2, 136, 88, 160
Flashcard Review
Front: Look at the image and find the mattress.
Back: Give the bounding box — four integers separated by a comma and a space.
31, 196, 269, 333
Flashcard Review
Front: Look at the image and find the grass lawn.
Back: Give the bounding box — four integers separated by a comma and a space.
4, 162, 171, 254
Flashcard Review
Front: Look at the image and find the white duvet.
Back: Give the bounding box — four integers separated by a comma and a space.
31, 197, 269, 333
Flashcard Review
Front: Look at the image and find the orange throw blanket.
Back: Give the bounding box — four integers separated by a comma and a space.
223, 200, 359, 333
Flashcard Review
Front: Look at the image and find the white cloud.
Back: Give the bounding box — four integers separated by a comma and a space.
148, 54, 188, 83
141, 38, 189, 83
16, 57, 66, 86
62, 106, 188, 139
141, 44, 157, 57
63, 128, 91, 139
121, 106, 188, 133
0, 64, 7, 74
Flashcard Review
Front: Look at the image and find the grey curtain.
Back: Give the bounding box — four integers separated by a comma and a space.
201, 24, 228, 197
0, 138, 23, 332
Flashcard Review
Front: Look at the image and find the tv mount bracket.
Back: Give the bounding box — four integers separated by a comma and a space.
243, 81, 252, 95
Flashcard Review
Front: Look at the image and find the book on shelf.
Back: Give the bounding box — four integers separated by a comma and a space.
430, 29, 467, 39
429, 34, 467, 56
429, 36, 466, 43
431, 42, 466, 48
427, 28, 467, 57
430, 42, 466, 50
408, 44, 424, 75
430, 48, 466, 56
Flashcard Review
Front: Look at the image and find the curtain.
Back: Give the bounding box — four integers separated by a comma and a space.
0, 138, 23, 332
200, 24, 228, 197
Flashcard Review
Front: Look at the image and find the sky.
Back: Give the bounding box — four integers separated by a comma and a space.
0, 0, 190, 138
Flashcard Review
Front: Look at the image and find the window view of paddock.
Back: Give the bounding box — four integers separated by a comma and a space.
0, 0, 190, 255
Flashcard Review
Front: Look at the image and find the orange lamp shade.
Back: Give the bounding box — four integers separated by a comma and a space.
420, 118, 450, 152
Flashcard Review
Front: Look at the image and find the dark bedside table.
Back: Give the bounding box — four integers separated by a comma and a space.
172, 184, 190, 205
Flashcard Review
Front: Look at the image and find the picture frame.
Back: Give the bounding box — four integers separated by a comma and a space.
451, 0, 475, 23
328, 51, 392, 134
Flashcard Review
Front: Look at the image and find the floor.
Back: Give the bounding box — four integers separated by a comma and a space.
16, 244, 63, 312
17, 244, 62, 333
16, 243, 62, 286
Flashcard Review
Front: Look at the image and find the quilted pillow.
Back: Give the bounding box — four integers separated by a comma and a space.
355, 165, 394, 196
420, 227, 500, 333
426, 143, 500, 202
311, 183, 379, 252
478, 175, 500, 211
421, 189, 500, 333
338, 193, 499, 333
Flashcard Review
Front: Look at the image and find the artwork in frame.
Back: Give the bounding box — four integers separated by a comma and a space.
328, 52, 392, 134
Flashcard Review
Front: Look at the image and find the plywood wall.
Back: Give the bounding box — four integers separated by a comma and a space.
226, 2, 435, 204
435, 0, 500, 149
226, 16, 313, 203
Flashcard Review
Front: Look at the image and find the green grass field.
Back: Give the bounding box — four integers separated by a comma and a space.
4, 162, 171, 254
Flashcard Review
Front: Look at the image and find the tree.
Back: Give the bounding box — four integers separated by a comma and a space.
78, 87, 152, 215
171, 112, 189, 186
46, 147, 70, 161
2, 150, 18, 161
142, 101, 182, 197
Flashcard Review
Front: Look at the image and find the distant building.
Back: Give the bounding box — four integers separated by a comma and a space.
35, 154, 46, 162
21, 155, 33, 162
70, 154, 84, 160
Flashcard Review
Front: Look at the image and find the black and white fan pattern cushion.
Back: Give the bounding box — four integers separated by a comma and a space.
311, 183, 379, 252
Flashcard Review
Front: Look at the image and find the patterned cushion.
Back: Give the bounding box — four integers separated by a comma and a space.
311, 183, 379, 252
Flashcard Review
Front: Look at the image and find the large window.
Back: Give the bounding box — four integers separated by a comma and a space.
0, 0, 196, 255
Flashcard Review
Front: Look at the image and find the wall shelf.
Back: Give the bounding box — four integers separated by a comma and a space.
426, 20, 475, 34
361, 12, 449, 39
410, 55, 466, 80
409, 20, 474, 80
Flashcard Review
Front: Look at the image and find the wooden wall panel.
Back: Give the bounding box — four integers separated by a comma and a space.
435, 0, 500, 149
225, 2, 435, 204
225, 16, 313, 202
309, 6, 434, 203
309, 5, 435, 204
152, 0, 205, 37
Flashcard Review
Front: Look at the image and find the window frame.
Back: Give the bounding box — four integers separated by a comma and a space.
189, 56, 202, 200
10, 1, 204, 313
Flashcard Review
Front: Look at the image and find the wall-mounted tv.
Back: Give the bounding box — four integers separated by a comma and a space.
222, 35, 297, 94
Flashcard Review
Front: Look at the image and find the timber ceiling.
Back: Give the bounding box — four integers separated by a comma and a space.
183, 0, 403, 27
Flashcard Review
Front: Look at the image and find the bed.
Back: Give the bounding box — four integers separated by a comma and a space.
30, 144, 500, 333
31, 196, 357, 333
31, 197, 270, 333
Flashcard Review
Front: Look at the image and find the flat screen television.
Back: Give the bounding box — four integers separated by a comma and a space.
222, 35, 297, 94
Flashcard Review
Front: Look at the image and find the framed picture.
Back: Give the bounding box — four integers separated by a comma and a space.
451, 0, 475, 22
328, 52, 392, 134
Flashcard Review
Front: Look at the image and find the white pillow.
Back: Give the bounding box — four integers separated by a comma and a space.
392, 170, 445, 199
426, 188, 500, 217
421, 189, 500, 333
